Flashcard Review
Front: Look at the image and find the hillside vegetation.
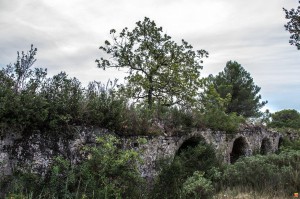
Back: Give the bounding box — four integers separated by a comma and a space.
1, 16, 300, 198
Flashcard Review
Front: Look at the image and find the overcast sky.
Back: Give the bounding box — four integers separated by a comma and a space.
1, 0, 299, 112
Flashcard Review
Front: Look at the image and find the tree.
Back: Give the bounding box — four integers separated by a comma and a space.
1, 44, 47, 93
0, 45, 48, 131
268, 109, 300, 129
40, 72, 84, 129
211, 61, 267, 118
199, 79, 244, 132
283, 1, 300, 50
96, 17, 208, 109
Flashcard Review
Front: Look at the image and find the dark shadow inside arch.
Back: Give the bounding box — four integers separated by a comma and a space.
260, 137, 272, 155
176, 136, 206, 155
230, 136, 249, 164
154, 136, 218, 197
277, 137, 284, 152
175, 135, 218, 173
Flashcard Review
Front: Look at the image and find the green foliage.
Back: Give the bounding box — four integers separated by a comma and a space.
120, 105, 154, 135
1, 45, 207, 136
200, 80, 231, 112
0, 46, 130, 135
279, 138, 300, 151
40, 72, 84, 130
200, 81, 245, 133
96, 17, 208, 109
152, 141, 219, 198
283, 1, 300, 50
119, 105, 200, 136
0, 45, 48, 132
159, 106, 195, 133
259, 109, 272, 126
268, 109, 300, 129
220, 150, 300, 195
78, 135, 144, 198
182, 171, 214, 199
83, 80, 128, 131
2, 135, 145, 198
211, 61, 267, 118
2, 158, 75, 198
203, 110, 245, 133
48, 156, 76, 198
178, 141, 220, 173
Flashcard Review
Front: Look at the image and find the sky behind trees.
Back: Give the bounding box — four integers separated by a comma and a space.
0, 0, 299, 112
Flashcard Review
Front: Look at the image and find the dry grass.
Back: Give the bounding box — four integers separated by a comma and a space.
214, 187, 294, 199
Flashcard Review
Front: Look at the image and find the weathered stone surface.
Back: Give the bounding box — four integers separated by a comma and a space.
0, 125, 295, 180
0, 127, 109, 177
136, 125, 284, 178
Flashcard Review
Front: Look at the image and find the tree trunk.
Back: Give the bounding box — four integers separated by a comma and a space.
148, 76, 153, 110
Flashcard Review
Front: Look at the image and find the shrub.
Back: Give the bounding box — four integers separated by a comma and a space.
152, 142, 219, 198
182, 171, 214, 199
40, 72, 84, 131
2, 135, 145, 199
280, 138, 300, 150
220, 150, 300, 195
202, 109, 245, 133
77, 135, 145, 198
83, 80, 128, 132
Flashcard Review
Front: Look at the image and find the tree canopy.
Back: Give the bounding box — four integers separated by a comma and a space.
283, 1, 300, 50
96, 17, 208, 109
268, 109, 300, 129
210, 61, 267, 118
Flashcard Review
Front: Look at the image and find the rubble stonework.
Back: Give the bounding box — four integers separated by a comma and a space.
0, 126, 289, 180
137, 126, 283, 178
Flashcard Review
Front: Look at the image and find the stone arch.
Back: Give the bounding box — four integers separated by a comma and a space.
260, 137, 272, 155
174, 134, 217, 173
278, 137, 284, 151
230, 136, 250, 163
176, 136, 207, 155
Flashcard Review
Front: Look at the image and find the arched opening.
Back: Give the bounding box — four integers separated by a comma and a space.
155, 136, 217, 197
260, 137, 272, 155
230, 136, 249, 164
277, 137, 284, 152
175, 136, 218, 172
177, 137, 204, 155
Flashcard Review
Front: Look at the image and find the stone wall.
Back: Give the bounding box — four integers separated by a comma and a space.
0, 127, 109, 177
136, 125, 283, 178
0, 125, 292, 181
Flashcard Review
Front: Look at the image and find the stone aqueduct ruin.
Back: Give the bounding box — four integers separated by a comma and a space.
137, 126, 283, 178
0, 126, 287, 178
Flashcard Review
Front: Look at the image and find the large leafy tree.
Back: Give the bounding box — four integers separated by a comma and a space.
211, 61, 267, 118
283, 1, 300, 50
96, 17, 208, 109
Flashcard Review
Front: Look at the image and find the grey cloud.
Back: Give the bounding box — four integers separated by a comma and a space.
1, 0, 300, 112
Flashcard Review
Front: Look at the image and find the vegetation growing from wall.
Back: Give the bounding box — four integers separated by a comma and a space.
3, 136, 300, 198
0, 47, 254, 136
1, 135, 146, 198
0, 19, 270, 137
2, 17, 290, 198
